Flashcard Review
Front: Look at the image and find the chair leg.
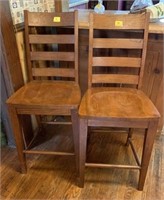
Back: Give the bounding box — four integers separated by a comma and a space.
138, 120, 159, 190
7, 105, 27, 173
78, 118, 88, 188
71, 108, 79, 175
126, 128, 134, 146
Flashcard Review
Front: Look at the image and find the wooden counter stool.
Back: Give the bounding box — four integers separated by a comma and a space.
78, 12, 160, 190
7, 10, 81, 173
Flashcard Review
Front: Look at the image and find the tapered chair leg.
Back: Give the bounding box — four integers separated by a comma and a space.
138, 120, 158, 190
78, 118, 88, 188
8, 105, 27, 173
71, 108, 79, 174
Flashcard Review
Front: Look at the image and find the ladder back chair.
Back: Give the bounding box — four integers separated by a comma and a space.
78, 12, 160, 190
7, 10, 81, 173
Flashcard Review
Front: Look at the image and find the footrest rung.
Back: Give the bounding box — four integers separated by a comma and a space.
85, 163, 141, 170
23, 150, 75, 156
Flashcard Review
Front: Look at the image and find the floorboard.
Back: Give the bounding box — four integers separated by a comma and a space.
1, 125, 164, 200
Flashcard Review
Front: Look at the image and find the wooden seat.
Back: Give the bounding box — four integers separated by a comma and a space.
79, 87, 159, 119
7, 10, 81, 173
78, 12, 160, 190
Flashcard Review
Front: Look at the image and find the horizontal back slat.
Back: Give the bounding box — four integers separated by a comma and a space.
30, 52, 74, 61
93, 57, 141, 67
92, 74, 139, 84
93, 13, 147, 29
32, 68, 75, 77
27, 12, 74, 27
93, 38, 143, 49
29, 35, 75, 44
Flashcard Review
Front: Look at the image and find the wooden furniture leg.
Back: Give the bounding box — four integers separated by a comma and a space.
78, 118, 88, 188
8, 105, 27, 173
71, 108, 79, 174
138, 120, 159, 190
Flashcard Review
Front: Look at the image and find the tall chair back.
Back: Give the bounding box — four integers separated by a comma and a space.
24, 10, 79, 83
88, 13, 149, 89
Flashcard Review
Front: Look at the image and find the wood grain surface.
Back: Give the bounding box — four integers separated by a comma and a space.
1, 125, 164, 200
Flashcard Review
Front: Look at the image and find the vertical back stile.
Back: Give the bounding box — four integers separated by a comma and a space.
24, 10, 33, 82
74, 10, 79, 84
88, 13, 94, 89
138, 13, 150, 89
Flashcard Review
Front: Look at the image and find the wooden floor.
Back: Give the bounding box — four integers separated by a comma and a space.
1, 124, 164, 200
